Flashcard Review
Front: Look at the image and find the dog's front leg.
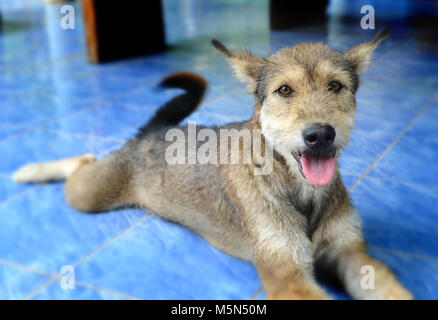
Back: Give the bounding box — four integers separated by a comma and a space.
252, 223, 330, 300
334, 244, 413, 300
256, 257, 329, 300
314, 208, 413, 300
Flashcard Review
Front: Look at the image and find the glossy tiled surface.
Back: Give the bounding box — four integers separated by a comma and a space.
1, 0, 437, 300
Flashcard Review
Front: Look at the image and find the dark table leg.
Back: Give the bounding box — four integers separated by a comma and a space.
82, 0, 166, 63
270, 0, 328, 30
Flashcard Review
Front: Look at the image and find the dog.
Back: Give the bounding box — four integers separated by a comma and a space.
13, 28, 413, 299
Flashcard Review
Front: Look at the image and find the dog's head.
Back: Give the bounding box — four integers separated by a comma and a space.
213, 29, 388, 186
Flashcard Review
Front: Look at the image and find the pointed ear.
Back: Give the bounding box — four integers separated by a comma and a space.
212, 39, 264, 92
345, 28, 389, 74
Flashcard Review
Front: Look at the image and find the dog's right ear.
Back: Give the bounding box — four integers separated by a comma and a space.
212, 39, 264, 93
345, 28, 389, 74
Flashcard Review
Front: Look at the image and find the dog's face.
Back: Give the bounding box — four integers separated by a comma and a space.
213, 30, 387, 186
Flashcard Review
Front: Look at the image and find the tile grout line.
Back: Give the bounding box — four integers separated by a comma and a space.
0, 259, 52, 277
11, 51, 84, 74
372, 39, 410, 65
0, 140, 124, 180
23, 214, 152, 300
22, 277, 58, 300
200, 85, 243, 107
342, 171, 438, 189
249, 286, 263, 300
108, 84, 243, 113
348, 93, 438, 192
0, 67, 96, 105
72, 280, 142, 300
0, 259, 141, 300
368, 244, 438, 264
0, 77, 161, 144
96, 142, 125, 158
0, 80, 242, 145
0, 185, 41, 207
70, 214, 151, 268
46, 129, 126, 144
0, 104, 102, 144
0, 51, 238, 143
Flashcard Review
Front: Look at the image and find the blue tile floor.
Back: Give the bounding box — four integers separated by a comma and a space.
1, 0, 438, 300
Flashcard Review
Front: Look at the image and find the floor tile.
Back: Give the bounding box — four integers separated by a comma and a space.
367, 136, 438, 186
368, 39, 438, 80
404, 99, 438, 141
31, 280, 129, 300
1, 0, 437, 301
0, 123, 29, 141
199, 87, 254, 119
44, 74, 142, 104
0, 262, 50, 300
368, 247, 438, 300
113, 85, 185, 110
190, 58, 242, 102
74, 215, 261, 299
0, 176, 32, 204
0, 92, 88, 130
0, 183, 146, 273
46, 102, 157, 142
354, 77, 433, 135
339, 130, 394, 176
351, 177, 438, 258
340, 173, 358, 190
0, 129, 118, 175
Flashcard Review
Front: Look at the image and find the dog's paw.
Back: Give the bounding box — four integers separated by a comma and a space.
12, 154, 96, 183
379, 283, 413, 300
361, 277, 414, 300
266, 283, 332, 300
12, 163, 44, 183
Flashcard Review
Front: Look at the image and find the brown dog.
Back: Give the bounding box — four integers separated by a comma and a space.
13, 29, 412, 299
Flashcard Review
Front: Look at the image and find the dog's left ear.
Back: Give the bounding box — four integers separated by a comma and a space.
345, 28, 389, 74
212, 39, 264, 92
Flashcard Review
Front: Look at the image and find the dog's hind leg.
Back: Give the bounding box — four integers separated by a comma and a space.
12, 154, 97, 183
13, 152, 135, 213
63, 152, 135, 213
12, 72, 207, 213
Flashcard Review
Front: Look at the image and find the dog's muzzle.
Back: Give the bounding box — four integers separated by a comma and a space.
291, 124, 337, 186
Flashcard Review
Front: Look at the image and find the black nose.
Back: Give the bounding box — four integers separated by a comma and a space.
303, 124, 336, 149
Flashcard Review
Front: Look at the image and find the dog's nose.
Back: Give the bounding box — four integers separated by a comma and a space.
303, 124, 336, 149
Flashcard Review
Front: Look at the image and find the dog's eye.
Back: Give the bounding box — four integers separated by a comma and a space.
328, 81, 343, 92
277, 85, 294, 97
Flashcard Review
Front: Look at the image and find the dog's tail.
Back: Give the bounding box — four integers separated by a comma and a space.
135, 71, 207, 138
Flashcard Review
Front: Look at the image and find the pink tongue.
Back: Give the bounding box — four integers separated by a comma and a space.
301, 154, 335, 185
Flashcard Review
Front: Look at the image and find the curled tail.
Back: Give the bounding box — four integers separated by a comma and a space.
136, 71, 207, 138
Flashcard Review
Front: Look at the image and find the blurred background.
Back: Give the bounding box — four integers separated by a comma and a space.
0, 0, 437, 299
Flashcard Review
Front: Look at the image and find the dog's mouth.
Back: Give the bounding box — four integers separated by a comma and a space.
291, 149, 336, 186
